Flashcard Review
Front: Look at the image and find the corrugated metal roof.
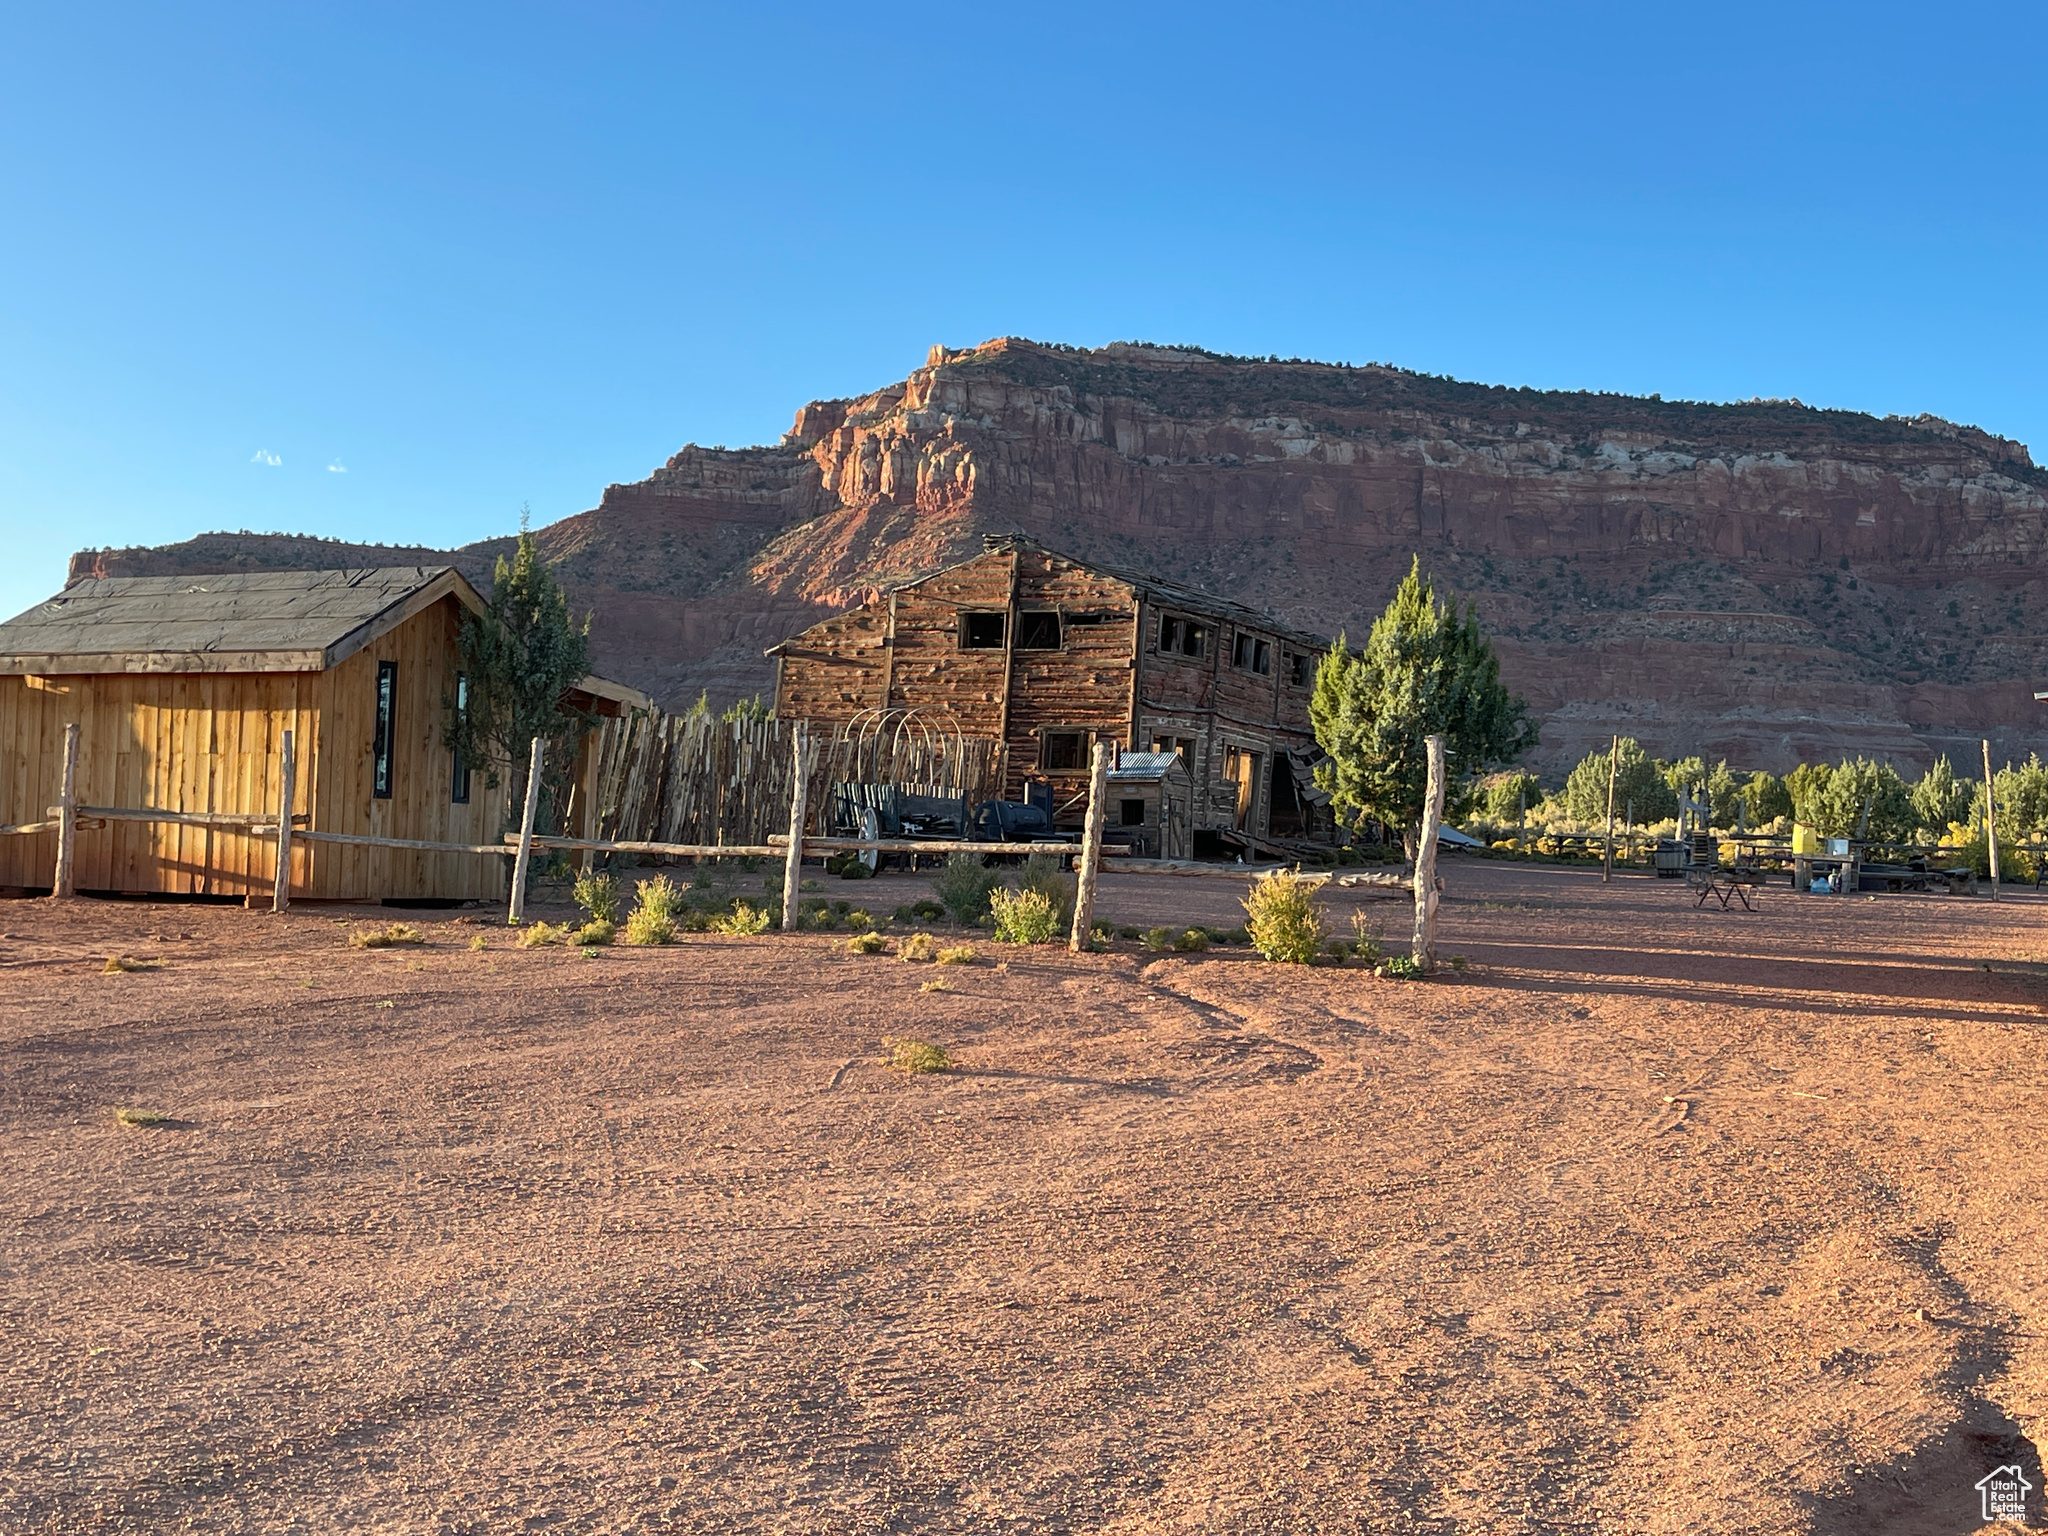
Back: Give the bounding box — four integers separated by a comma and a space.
0, 567, 478, 675
1110, 750, 1190, 780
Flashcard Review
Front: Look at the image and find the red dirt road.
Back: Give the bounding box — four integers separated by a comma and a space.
5, 864, 2048, 1533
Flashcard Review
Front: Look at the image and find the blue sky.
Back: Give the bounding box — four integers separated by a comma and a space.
3, 3, 2045, 621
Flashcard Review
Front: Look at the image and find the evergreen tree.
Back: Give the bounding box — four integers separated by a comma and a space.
1740, 770, 1792, 827
1311, 557, 1535, 850
1811, 757, 1913, 841
1562, 738, 1675, 824
1911, 756, 1971, 837
445, 527, 594, 827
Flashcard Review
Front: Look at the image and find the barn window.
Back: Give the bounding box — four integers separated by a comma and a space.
959, 611, 1007, 649
1120, 798, 1147, 826
1287, 651, 1314, 687
372, 661, 397, 799
1156, 614, 1205, 658
1232, 632, 1271, 674
451, 672, 471, 804
1152, 734, 1196, 765
1015, 610, 1062, 649
1039, 730, 1089, 771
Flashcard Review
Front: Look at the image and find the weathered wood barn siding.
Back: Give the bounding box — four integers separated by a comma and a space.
773, 539, 1332, 841
0, 594, 510, 898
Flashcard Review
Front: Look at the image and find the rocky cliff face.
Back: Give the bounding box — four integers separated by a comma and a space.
73, 338, 2048, 775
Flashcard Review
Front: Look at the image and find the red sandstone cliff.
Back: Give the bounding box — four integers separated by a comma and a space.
71, 338, 2048, 775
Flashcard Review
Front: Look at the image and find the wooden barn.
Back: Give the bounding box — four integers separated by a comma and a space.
0, 567, 645, 901
771, 536, 1337, 853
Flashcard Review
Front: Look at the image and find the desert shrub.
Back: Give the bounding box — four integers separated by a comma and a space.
1241, 873, 1324, 964
1218, 927, 1251, 946
990, 888, 1060, 945
1171, 927, 1210, 953
1018, 852, 1076, 927
710, 901, 773, 936
468, 934, 488, 952
845, 909, 874, 933
897, 897, 946, 923
573, 919, 615, 946
520, 921, 572, 948
886, 1037, 951, 1073
1142, 926, 1173, 952
1378, 953, 1425, 980
102, 955, 160, 974
1324, 937, 1354, 960
899, 932, 937, 962
919, 977, 951, 993
1116, 924, 1142, 939
622, 875, 684, 946
799, 900, 840, 931
826, 850, 876, 879
350, 923, 424, 949
844, 930, 885, 955
573, 871, 621, 924
936, 944, 976, 965
933, 853, 1002, 925
1350, 911, 1384, 964
113, 1107, 168, 1128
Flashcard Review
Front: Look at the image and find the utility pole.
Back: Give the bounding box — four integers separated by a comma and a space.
1602, 735, 1619, 882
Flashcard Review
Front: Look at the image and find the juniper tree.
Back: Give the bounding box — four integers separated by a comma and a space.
1311, 557, 1535, 854
444, 527, 593, 829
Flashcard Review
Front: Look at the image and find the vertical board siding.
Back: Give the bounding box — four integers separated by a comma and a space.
0, 594, 509, 898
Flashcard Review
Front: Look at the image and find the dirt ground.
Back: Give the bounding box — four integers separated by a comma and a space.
6, 861, 2048, 1534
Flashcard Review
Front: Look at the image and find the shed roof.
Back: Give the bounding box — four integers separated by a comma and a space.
1110, 750, 1192, 782
0, 567, 483, 676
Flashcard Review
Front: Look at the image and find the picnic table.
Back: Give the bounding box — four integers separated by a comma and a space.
1686, 861, 1765, 911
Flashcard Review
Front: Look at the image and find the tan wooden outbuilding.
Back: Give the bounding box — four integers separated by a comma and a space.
0, 567, 644, 900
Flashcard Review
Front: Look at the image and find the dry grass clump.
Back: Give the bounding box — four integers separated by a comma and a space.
622, 875, 683, 946
919, 977, 951, 993
468, 934, 489, 952
572, 919, 615, 946
520, 921, 573, 948
935, 944, 976, 965
349, 923, 424, 950
885, 1037, 951, 1073
113, 1107, 168, 1128
843, 929, 886, 955
898, 932, 937, 963
1241, 873, 1324, 964
102, 956, 161, 974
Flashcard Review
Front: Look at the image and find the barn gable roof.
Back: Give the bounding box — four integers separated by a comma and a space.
0, 567, 485, 676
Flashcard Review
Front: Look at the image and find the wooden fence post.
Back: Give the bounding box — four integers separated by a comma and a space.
1984, 737, 2001, 899
1069, 740, 1111, 952
508, 737, 544, 924
51, 722, 79, 900
272, 728, 295, 914
781, 722, 810, 933
1412, 733, 1446, 970
1602, 734, 1619, 882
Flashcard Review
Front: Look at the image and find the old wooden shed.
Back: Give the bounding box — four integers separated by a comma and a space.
1104, 750, 1193, 859
0, 567, 644, 900
771, 536, 1337, 852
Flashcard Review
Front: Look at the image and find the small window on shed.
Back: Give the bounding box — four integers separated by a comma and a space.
451, 672, 471, 804
959, 611, 1007, 649
1015, 610, 1062, 649
1039, 730, 1089, 771
1120, 798, 1147, 826
372, 661, 397, 800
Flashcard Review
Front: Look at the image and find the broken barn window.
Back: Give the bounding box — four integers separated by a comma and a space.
1015, 610, 1062, 649
373, 661, 397, 800
1039, 730, 1089, 771
959, 611, 1007, 649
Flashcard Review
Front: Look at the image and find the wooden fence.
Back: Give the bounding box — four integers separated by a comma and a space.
586, 710, 1004, 847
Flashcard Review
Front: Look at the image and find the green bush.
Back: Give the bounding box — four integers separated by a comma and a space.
710, 901, 773, 936
1378, 953, 1424, 980
573, 871, 621, 924
1142, 926, 1173, 952
622, 875, 682, 945
933, 853, 1003, 925
573, 918, 615, 946
1241, 873, 1324, 964
899, 932, 937, 962
1019, 852, 1076, 928
990, 887, 1061, 945
886, 1037, 951, 1074
843, 930, 885, 955
826, 850, 876, 879
1170, 927, 1209, 953
1349, 911, 1384, 964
